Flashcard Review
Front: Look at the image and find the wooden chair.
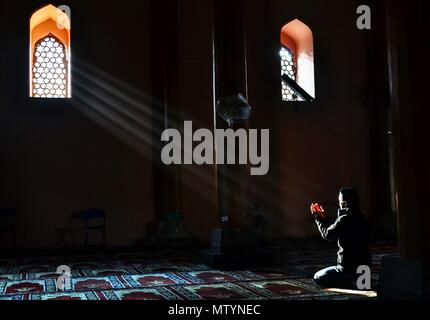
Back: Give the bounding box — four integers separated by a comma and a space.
83, 208, 106, 248
57, 210, 86, 248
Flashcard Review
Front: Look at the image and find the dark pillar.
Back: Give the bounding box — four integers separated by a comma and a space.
149, 0, 182, 232
213, 0, 249, 230
378, 0, 430, 299
366, 0, 397, 240
202, 0, 271, 268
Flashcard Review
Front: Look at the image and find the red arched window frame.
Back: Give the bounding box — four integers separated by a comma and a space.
280, 19, 315, 102
30, 4, 71, 98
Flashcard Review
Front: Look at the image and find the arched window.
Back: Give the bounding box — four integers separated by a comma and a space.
30, 4, 71, 98
280, 19, 315, 102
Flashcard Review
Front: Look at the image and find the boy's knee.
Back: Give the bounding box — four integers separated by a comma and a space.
313, 267, 335, 287
313, 271, 324, 286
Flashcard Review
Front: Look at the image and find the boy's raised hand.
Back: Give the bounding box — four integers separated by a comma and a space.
310, 203, 326, 219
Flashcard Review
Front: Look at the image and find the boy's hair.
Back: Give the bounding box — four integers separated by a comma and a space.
339, 187, 361, 213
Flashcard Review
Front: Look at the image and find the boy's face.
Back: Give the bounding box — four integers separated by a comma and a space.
339, 193, 345, 209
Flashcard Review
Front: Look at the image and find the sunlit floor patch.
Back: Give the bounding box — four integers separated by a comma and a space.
324, 288, 378, 298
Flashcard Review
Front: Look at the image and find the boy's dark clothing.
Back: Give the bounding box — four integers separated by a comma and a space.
313, 208, 371, 288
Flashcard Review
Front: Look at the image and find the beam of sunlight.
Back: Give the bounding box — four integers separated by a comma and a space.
70, 59, 321, 225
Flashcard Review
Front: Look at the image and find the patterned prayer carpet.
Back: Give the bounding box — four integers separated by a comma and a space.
0, 239, 398, 300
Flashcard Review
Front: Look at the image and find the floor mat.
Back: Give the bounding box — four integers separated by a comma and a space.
0, 240, 398, 300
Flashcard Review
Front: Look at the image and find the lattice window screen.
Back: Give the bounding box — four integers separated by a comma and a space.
280, 47, 298, 102
32, 34, 68, 98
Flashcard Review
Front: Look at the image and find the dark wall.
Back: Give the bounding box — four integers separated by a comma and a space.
0, 0, 154, 248
172, 0, 379, 239
244, 0, 374, 237
173, 0, 374, 238
0, 0, 390, 248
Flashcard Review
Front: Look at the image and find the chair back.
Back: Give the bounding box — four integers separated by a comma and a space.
84, 208, 106, 228
0, 209, 16, 218
84, 208, 105, 219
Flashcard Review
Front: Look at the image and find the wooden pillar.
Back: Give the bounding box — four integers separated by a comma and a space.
377, 1, 430, 298
150, 0, 183, 222
366, 0, 397, 238
213, 0, 247, 97
213, 0, 249, 230
386, 0, 430, 262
